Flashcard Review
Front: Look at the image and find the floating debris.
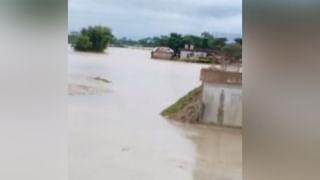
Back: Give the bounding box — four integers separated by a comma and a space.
93, 77, 111, 83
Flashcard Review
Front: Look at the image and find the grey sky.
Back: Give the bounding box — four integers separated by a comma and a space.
68, 0, 242, 39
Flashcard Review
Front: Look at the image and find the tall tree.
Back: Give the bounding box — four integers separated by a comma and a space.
212, 38, 227, 50
183, 35, 202, 48
200, 32, 215, 49
168, 33, 184, 54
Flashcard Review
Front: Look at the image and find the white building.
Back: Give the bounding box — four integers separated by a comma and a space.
180, 44, 209, 61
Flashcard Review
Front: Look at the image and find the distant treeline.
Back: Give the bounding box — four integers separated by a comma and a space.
112, 32, 242, 60
68, 25, 242, 60
112, 32, 241, 51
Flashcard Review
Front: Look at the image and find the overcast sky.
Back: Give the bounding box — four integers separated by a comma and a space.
68, 0, 242, 39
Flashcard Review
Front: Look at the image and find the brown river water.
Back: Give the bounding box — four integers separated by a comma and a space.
68, 47, 242, 180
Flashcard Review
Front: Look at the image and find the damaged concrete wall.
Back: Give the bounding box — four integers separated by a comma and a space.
201, 83, 242, 128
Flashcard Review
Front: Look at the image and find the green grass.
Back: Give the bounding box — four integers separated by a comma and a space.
161, 86, 202, 118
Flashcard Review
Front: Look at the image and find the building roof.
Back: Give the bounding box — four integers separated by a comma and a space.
152, 47, 174, 53
200, 68, 242, 85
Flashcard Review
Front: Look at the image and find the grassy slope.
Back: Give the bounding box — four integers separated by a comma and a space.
161, 86, 201, 118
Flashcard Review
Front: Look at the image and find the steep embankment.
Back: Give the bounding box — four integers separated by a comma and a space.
161, 86, 202, 123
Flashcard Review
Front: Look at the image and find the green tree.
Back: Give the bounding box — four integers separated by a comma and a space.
183, 35, 202, 48
68, 31, 80, 45
158, 35, 170, 46
168, 33, 184, 55
138, 37, 153, 47
183, 32, 220, 50
74, 35, 92, 51
201, 32, 213, 39
212, 38, 227, 50
182, 35, 194, 45
71, 25, 113, 52
222, 43, 242, 60
200, 32, 215, 49
234, 38, 242, 45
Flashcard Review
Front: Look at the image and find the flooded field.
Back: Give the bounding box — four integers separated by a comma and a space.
69, 47, 242, 180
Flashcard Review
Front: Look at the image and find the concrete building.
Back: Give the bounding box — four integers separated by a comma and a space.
151, 47, 174, 60
180, 44, 209, 61
200, 68, 242, 128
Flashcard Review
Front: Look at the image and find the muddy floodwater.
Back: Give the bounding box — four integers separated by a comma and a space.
69, 47, 242, 180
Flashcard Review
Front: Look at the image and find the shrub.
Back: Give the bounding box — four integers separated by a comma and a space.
68, 31, 80, 45
74, 35, 92, 51
70, 25, 113, 52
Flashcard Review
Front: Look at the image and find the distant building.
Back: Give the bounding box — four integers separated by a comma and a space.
200, 68, 242, 128
151, 47, 174, 60
180, 44, 211, 61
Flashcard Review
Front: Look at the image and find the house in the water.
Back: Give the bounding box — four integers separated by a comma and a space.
200, 67, 242, 128
180, 44, 211, 62
151, 47, 174, 60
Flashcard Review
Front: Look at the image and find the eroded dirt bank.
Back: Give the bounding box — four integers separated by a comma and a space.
161, 87, 202, 123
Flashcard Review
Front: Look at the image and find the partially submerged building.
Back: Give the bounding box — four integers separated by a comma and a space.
200, 68, 242, 128
180, 44, 211, 62
151, 47, 174, 60
161, 66, 242, 128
